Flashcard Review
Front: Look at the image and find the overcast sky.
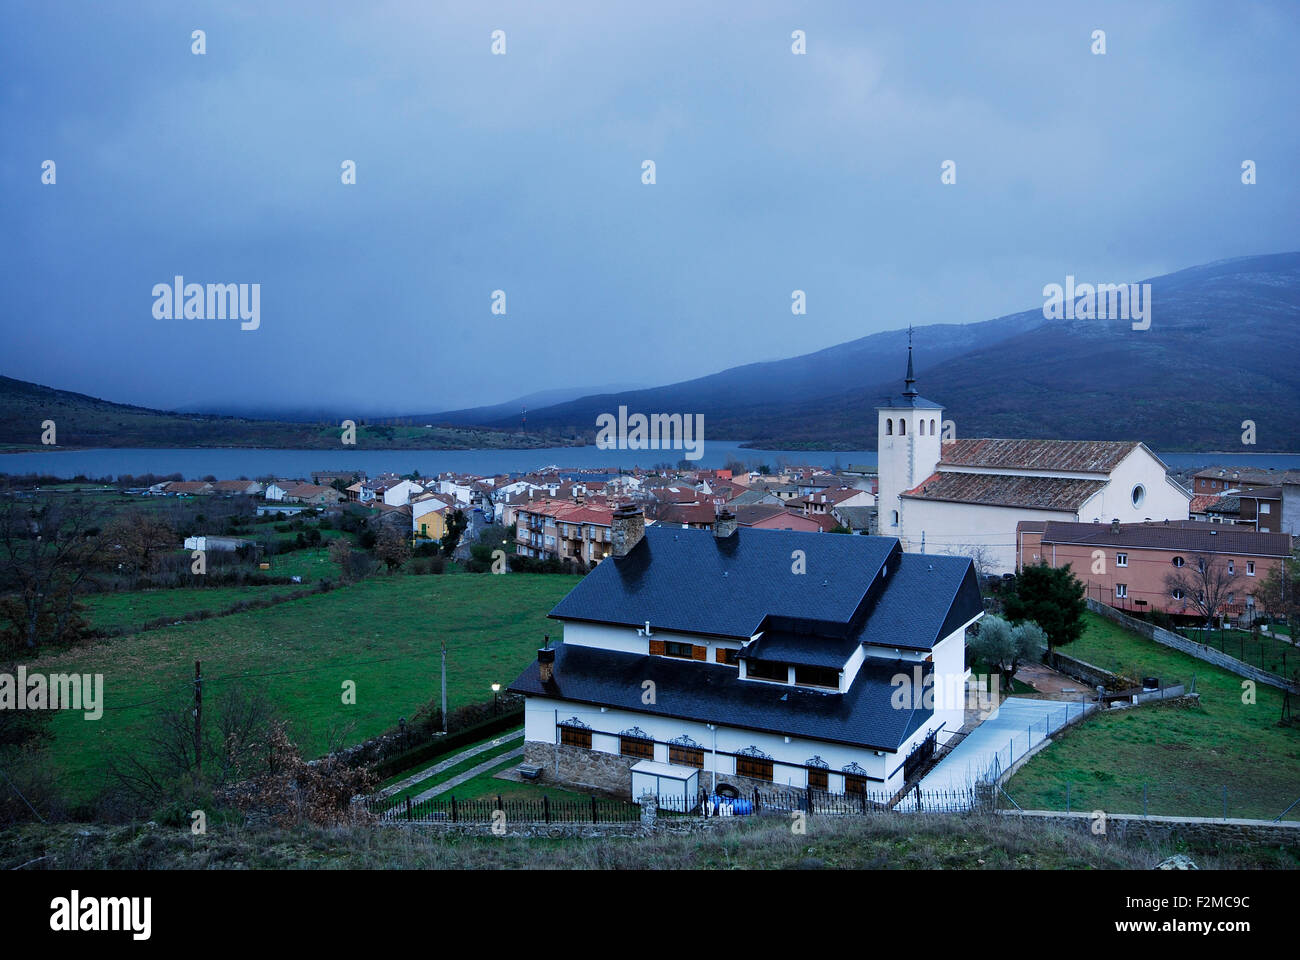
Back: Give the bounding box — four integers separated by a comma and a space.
2, 1, 1297, 416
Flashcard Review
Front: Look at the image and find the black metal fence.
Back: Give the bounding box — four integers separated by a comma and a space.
361, 793, 643, 824
359, 784, 985, 824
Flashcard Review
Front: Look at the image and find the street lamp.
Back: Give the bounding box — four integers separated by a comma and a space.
491, 682, 501, 715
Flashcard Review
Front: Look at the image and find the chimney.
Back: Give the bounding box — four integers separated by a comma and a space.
538, 636, 555, 683
610, 503, 645, 557
1111, 518, 1121, 534
714, 508, 738, 539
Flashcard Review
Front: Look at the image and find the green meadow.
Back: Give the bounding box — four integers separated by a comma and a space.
32, 572, 578, 804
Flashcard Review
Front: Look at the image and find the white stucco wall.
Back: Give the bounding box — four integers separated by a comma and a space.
876, 405, 943, 541
1076, 447, 1190, 524
900, 499, 1078, 575
525, 696, 920, 792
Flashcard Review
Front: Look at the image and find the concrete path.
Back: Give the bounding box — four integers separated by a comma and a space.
410, 747, 525, 803
375, 728, 523, 799
903, 697, 1096, 808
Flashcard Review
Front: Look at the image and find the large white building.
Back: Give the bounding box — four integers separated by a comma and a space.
509, 505, 983, 801
876, 347, 1191, 575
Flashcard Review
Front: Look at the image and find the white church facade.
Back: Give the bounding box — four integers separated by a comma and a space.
876, 347, 1190, 575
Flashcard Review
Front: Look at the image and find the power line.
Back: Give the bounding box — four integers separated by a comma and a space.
0, 766, 46, 823
97, 655, 418, 713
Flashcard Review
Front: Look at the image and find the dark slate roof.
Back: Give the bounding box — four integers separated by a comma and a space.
832, 505, 875, 530
876, 395, 944, 410
901, 471, 1106, 511
508, 643, 933, 752
548, 527, 897, 639
1039, 521, 1292, 557
856, 554, 984, 651
745, 630, 862, 668
547, 527, 983, 658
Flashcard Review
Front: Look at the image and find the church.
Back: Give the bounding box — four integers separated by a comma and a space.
876, 345, 1191, 576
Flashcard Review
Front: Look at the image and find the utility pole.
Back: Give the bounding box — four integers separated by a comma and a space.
193, 660, 203, 779
440, 641, 448, 734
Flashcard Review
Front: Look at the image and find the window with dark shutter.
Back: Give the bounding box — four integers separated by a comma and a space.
619, 735, 654, 759
669, 744, 704, 768
807, 768, 828, 791
560, 725, 592, 749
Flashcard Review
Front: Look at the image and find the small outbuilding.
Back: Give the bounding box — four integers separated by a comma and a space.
630, 760, 699, 812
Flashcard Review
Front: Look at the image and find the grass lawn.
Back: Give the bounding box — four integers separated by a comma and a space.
33, 572, 579, 804
1178, 626, 1298, 682
380, 733, 526, 804
430, 752, 598, 804
81, 584, 308, 633
254, 545, 339, 580
1008, 612, 1300, 820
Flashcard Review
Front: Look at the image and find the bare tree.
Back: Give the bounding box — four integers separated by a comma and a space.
374, 525, 411, 572
1165, 552, 1241, 631
108, 685, 277, 807
0, 495, 109, 655
1254, 545, 1300, 633
958, 542, 996, 582
108, 510, 174, 578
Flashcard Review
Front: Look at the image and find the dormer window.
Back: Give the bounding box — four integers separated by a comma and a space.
746, 659, 788, 683
794, 665, 840, 689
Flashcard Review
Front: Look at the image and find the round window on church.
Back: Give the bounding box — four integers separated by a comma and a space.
1131, 484, 1146, 507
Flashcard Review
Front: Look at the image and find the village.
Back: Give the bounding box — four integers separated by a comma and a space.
4, 350, 1292, 865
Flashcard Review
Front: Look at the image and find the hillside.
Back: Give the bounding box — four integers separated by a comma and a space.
5, 810, 1294, 870
447, 253, 1300, 452
0, 377, 569, 451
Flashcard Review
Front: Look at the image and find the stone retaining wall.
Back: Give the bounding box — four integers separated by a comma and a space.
1044, 648, 1126, 689
1086, 599, 1294, 690
1000, 809, 1300, 848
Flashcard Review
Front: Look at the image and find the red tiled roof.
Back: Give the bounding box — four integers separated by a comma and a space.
938, 438, 1140, 473
902, 471, 1106, 511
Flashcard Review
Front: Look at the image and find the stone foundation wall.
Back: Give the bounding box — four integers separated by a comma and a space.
523, 740, 858, 801
523, 741, 640, 796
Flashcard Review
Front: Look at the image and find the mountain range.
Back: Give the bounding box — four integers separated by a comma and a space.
2, 253, 1297, 453
435, 252, 1300, 452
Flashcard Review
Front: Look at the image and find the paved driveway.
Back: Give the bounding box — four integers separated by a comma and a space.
908, 697, 1096, 804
